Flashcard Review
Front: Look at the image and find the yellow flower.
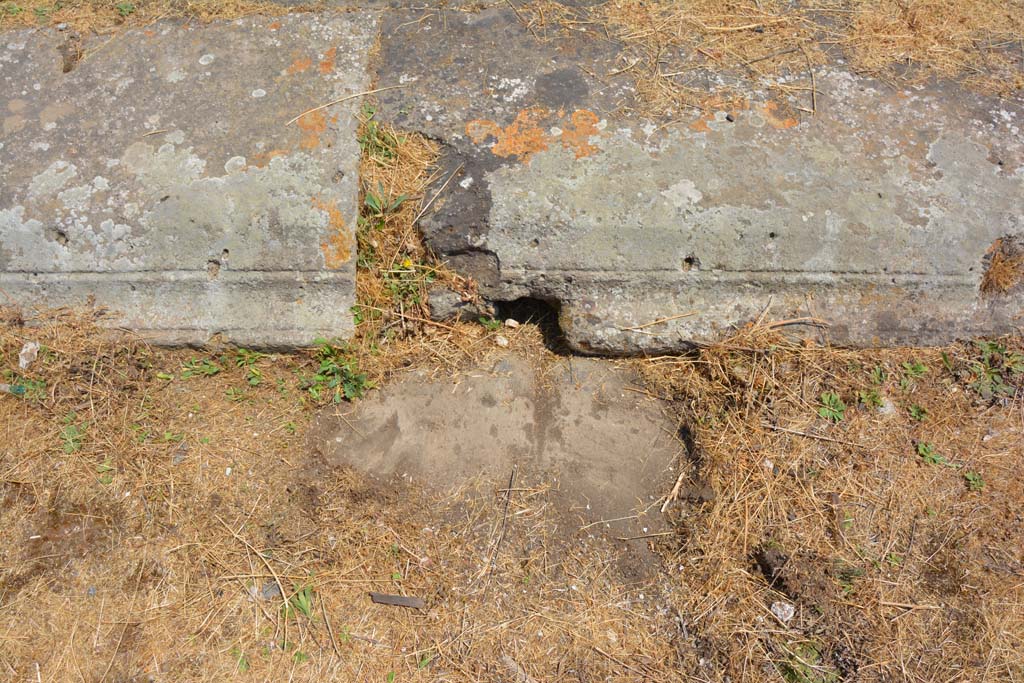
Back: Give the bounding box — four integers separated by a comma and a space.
401, 258, 413, 269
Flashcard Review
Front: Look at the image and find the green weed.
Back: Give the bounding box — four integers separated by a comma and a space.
817, 392, 846, 422
917, 442, 956, 467
358, 105, 403, 161
303, 339, 370, 402
60, 412, 86, 453
283, 584, 314, 620
115, 2, 135, 17
908, 404, 928, 421
964, 471, 985, 491
364, 181, 408, 217
180, 358, 221, 379
858, 389, 882, 408
969, 340, 1024, 400
230, 647, 250, 673
478, 316, 502, 332
95, 458, 114, 485
778, 642, 839, 683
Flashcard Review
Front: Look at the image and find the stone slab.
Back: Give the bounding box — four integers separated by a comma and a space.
310, 353, 676, 543
1, 13, 376, 347
375, 9, 1024, 353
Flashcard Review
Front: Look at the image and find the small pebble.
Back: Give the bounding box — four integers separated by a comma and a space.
495, 335, 509, 348
771, 601, 795, 623
504, 318, 520, 328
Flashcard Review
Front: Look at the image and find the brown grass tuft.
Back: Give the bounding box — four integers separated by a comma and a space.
981, 237, 1024, 294
525, 0, 1024, 115
633, 320, 1024, 681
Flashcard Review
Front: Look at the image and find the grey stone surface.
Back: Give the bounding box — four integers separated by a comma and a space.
310, 352, 676, 540
375, 9, 1024, 352
1, 14, 376, 347
426, 283, 493, 322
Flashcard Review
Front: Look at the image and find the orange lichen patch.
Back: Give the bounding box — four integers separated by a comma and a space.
981, 237, 1024, 294
689, 115, 713, 133
313, 197, 351, 268
286, 56, 312, 75
296, 110, 327, 150
319, 47, 337, 75
467, 107, 551, 161
252, 148, 290, 167
559, 109, 602, 158
267, 20, 282, 30
761, 100, 799, 130
466, 119, 503, 145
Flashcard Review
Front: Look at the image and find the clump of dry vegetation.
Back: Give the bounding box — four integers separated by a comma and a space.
0, 307, 674, 681
635, 322, 1024, 681
525, 0, 1024, 113
0, 0, 294, 33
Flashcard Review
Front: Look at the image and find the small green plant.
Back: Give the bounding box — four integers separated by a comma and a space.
902, 361, 928, 378
964, 471, 985, 492
969, 340, 1024, 400
155, 371, 174, 381
418, 653, 432, 669
293, 650, 310, 664
917, 442, 956, 467
778, 642, 839, 683
283, 584, 314, 620
478, 316, 502, 332
870, 365, 886, 385
817, 392, 846, 422
885, 553, 902, 567
230, 648, 250, 673
940, 351, 955, 373
908, 404, 928, 421
303, 338, 370, 402
364, 182, 408, 217
61, 412, 87, 453
2, 3, 23, 16
180, 357, 221, 379
358, 105, 403, 161
858, 388, 882, 408
115, 2, 135, 17
96, 458, 114, 485
391, 570, 402, 581
33, 6, 48, 20
386, 672, 397, 683
225, 387, 246, 402
900, 360, 928, 391
835, 564, 865, 596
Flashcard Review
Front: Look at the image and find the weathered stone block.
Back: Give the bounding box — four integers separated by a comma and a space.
1, 14, 376, 346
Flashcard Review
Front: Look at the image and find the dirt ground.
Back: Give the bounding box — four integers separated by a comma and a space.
2, 307, 1022, 682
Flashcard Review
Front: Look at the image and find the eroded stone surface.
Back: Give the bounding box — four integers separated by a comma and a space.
1, 14, 376, 346
376, 9, 1024, 352
310, 353, 677, 542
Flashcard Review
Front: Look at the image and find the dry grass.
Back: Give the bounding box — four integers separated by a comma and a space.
525, 0, 1024, 114
635, 322, 1024, 681
982, 236, 1024, 295
0, 309, 672, 681
3, 308, 1021, 681
0, 0, 301, 33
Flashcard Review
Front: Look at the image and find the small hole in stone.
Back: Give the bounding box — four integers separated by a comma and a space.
494, 297, 567, 354
682, 255, 701, 271
768, 232, 777, 239
207, 260, 221, 279
531, 238, 540, 247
